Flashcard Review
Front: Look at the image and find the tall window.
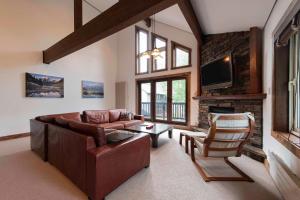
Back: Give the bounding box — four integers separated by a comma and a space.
152, 33, 167, 72
289, 32, 300, 135
273, 11, 300, 152
136, 27, 149, 74
137, 74, 190, 125
171, 41, 191, 69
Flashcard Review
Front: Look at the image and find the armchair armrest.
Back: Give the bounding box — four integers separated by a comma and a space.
134, 114, 144, 122
86, 133, 150, 200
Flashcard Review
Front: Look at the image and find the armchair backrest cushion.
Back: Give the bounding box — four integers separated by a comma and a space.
204, 112, 255, 157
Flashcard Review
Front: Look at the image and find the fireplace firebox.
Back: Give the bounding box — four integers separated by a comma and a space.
208, 106, 234, 113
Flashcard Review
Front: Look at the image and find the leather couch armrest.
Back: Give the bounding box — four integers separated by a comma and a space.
134, 115, 144, 122
86, 133, 150, 200
30, 119, 48, 161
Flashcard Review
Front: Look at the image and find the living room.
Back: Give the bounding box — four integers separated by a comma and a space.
0, 0, 300, 200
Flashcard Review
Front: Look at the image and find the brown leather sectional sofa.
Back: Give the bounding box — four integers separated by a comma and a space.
30, 110, 149, 200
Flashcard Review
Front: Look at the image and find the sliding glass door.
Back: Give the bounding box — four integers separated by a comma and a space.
140, 82, 151, 119
137, 75, 188, 125
172, 79, 186, 123
155, 81, 168, 121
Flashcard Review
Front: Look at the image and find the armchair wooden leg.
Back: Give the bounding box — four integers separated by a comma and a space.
190, 137, 195, 162
185, 135, 190, 154
179, 133, 183, 145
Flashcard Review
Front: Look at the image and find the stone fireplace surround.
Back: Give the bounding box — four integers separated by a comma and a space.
199, 99, 263, 149
196, 29, 265, 161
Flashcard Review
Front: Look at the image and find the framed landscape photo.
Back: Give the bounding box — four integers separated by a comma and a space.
82, 81, 104, 98
25, 73, 64, 98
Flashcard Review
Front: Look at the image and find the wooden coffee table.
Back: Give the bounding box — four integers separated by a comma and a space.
125, 123, 173, 148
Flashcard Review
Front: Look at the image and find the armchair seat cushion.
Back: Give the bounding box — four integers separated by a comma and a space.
186, 131, 207, 138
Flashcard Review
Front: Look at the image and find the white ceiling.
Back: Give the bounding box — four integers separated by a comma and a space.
86, 0, 118, 12
154, 5, 192, 33
190, 0, 276, 34
84, 0, 276, 35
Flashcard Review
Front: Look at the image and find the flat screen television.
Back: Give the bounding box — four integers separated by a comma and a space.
201, 54, 233, 90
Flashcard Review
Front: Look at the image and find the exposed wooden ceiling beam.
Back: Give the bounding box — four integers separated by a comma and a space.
177, 0, 203, 43
74, 0, 82, 30
43, 0, 178, 64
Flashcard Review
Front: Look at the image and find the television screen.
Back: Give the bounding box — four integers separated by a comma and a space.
201, 54, 233, 90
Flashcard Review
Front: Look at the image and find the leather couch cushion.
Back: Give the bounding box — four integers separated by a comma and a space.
69, 121, 107, 147
116, 120, 142, 128
83, 110, 109, 124
54, 116, 71, 128
124, 120, 142, 128
109, 109, 126, 122
36, 112, 81, 123
54, 116, 81, 128
99, 123, 124, 129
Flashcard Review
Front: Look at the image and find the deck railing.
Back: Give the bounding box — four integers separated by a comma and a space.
141, 102, 186, 121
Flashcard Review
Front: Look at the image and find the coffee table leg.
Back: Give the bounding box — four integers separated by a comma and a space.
168, 129, 173, 139
150, 134, 159, 148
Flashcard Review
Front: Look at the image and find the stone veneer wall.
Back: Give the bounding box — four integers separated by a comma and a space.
201, 31, 250, 95
199, 31, 263, 149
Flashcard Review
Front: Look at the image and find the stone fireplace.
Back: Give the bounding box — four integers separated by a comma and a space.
208, 106, 235, 114
199, 100, 263, 149
196, 29, 265, 161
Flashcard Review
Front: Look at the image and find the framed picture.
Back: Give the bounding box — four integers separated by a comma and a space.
82, 80, 104, 98
26, 73, 64, 98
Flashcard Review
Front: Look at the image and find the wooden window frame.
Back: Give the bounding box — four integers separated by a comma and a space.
135, 26, 150, 75
272, 9, 300, 158
136, 73, 191, 126
171, 41, 192, 69
151, 33, 168, 73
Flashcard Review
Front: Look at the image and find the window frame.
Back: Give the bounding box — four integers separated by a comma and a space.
272, 10, 300, 158
135, 26, 150, 75
171, 41, 192, 70
136, 73, 191, 126
151, 33, 168, 73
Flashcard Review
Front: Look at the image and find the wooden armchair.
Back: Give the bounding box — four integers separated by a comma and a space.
190, 112, 255, 182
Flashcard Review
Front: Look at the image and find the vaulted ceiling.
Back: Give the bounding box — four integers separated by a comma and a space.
88, 0, 276, 34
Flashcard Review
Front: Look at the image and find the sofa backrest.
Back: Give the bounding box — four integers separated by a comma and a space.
83, 110, 109, 124
36, 112, 81, 123
109, 109, 126, 122
83, 109, 127, 124
68, 121, 107, 147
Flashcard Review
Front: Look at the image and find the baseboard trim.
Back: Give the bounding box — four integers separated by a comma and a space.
0, 132, 30, 141
266, 152, 300, 200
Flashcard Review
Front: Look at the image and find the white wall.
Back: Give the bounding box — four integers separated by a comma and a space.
0, 0, 118, 136
263, 0, 300, 177
116, 22, 199, 125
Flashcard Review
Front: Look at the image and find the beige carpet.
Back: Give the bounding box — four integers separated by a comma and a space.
0, 130, 282, 200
